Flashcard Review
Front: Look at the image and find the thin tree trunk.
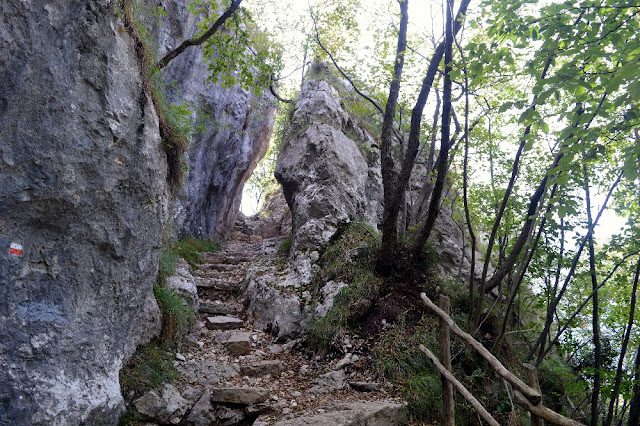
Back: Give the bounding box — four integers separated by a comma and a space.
157, 0, 243, 69
491, 185, 556, 351
604, 256, 640, 426
528, 171, 622, 363
377, 0, 409, 271
378, 0, 472, 273
541, 249, 640, 361
471, 53, 556, 328
409, 0, 455, 260
411, 87, 441, 225
583, 163, 601, 426
628, 340, 640, 426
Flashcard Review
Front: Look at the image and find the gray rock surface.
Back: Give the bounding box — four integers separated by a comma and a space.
185, 389, 215, 426
308, 370, 347, 394
206, 315, 244, 330
152, 0, 277, 240
210, 387, 270, 405
275, 402, 408, 425
0, 1, 167, 424
240, 360, 285, 377
166, 258, 199, 309
275, 79, 382, 252
135, 384, 190, 424
225, 332, 252, 356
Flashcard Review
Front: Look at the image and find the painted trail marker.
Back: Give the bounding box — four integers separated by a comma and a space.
10, 242, 23, 256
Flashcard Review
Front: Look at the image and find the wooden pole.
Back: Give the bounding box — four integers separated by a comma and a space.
439, 295, 455, 426
421, 292, 542, 404
419, 344, 500, 426
514, 391, 586, 426
524, 363, 544, 426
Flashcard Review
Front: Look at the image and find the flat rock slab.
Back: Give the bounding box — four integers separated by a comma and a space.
307, 370, 346, 394
206, 316, 244, 330
210, 387, 270, 405
275, 402, 408, 425
225, 332, 252, 356
348, 382, 380, 392
198, 301, 242, 315
240, 360, 284, 377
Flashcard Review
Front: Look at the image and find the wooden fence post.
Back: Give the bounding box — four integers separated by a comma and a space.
524, 363, 544, 426
439, 295, 455, 426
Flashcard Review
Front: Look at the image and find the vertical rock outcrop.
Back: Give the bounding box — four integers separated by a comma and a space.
153, 0, 277, 240
0, 1, 167, 424
275, 77, 382, 252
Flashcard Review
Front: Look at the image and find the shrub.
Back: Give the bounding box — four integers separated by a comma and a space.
153, 284, 196, 349
172, 237, 220, 270
119, 340, 177, 402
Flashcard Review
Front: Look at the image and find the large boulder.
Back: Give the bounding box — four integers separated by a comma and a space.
152, 0, 277, 240
0, 1, 167, 424
275, 79, 382, 252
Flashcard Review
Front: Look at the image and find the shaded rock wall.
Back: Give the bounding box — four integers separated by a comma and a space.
153, 0, 277, 240
0, 1, 167, 424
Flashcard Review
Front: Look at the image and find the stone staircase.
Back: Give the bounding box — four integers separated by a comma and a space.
135, 227, 407, 425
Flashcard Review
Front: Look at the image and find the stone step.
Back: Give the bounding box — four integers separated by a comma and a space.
198, 301, 242, 315
195, 278, 241, 291
224, 332, 252, 356
206, 315, 244, 330
198, 288, 241, 303
240, 360, 284, 378
203, 255, 252, 265
197, 263, 239, 273
194, 269, 241, 280
210, 387, 270, 405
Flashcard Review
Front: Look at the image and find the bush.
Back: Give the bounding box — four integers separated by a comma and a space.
305, 222, 381, 353
172, 237, 220, 270
153, 284, 196, 349
119, 340, 177, 402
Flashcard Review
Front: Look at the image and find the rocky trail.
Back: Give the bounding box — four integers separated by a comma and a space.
140, 224, 408, 425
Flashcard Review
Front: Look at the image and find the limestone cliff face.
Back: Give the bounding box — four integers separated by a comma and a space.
0, 1, 166, 424
153, 0, 277, 240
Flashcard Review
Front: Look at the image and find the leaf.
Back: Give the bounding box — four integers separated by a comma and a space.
630, 81, 640, 102
539, 121, 550, 134
499, 101, 513, 113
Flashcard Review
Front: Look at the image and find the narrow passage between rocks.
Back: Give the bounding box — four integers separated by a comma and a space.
170, 220, 408, 425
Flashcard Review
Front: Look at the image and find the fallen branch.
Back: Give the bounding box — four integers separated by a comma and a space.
419, 344, 500, 426
420, 292, 542, 405
514, 391, 586, 426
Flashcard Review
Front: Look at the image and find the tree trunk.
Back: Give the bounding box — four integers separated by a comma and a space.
377, 0, 409, 272
583, 164, 601, 426
604, 256, 640, 426
628, 340, 640, 426
377, 0, 472, 273
409, 0, 455, 260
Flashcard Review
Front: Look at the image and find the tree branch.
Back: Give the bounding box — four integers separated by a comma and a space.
157, 0, 243, 69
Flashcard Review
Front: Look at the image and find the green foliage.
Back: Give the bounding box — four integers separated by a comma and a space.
171, 237, 220, 270
118, 0, 191, 188
306, 222, 382, 352
373, 321, 445, 422
190, 0, 283, 93
119, 340, 178, 403
158, 248, 178, 283
154, 284, 196, 349
277, 236, 292, 257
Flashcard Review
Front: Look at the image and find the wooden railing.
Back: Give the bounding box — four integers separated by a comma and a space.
419, 292, 586, 426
